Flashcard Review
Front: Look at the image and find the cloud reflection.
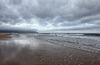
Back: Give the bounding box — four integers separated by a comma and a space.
0, 34, 40, 49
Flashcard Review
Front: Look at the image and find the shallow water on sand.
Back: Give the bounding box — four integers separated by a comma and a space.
36, 34, 100, 53
0, 33, 100, 65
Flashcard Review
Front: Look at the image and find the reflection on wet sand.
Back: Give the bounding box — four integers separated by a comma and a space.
0, 33, 100, 65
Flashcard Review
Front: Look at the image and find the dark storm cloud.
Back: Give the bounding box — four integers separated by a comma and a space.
0, 0, 100, 32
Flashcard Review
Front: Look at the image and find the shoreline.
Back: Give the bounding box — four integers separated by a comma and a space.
34, 34, 100, 54
0, 34, 100, 65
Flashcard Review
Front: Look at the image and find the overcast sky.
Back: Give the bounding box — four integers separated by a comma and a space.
0, 0, 100, 33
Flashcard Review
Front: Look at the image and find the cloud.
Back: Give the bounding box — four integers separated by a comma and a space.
0, 0, 100, 33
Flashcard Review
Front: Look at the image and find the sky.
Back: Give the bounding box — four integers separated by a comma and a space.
0, 0, 100, 33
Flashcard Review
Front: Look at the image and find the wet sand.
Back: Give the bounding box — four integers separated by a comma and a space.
0, 34, 100, 65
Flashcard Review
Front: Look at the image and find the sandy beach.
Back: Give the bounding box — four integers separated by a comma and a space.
0, 33, 100, 65
0, 33, 12, 40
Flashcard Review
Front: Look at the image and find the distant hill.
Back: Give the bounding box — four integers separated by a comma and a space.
0, 30, 38, 33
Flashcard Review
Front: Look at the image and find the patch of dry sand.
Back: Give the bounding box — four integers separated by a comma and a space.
0, 33, 12, 40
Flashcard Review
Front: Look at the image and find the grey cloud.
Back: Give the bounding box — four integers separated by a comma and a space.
0, 0, 100, 32
9, 0, 23, 5
54, 25, 100, 31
